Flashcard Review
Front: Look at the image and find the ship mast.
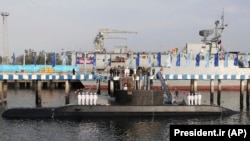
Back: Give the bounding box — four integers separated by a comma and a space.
199, 9, 227, 56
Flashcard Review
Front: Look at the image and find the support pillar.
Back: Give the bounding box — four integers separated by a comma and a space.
14, 80, 19, 90
32, 80, 37, 90
240, 79, 244, 110
247, 79, 250, 109
210, 79, 214, 105
65, 80, 70, 105
194, 79, 197, 94
36, 80, 42, 107
217, 79, 221, 106
97, 79, 101, 95
0, 81, 2, 104
190, 79, 194, 94
49, 80, 56, 90
3, 80, 7, 102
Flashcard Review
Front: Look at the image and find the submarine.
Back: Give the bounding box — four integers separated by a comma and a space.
2, 72, 237, 119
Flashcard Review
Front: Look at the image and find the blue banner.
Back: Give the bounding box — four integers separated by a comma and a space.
136, 52, 140, 67
157, 52, 161, 67
176, 54, 180, 67
214, 53, 219, 67
234, 53, 238, 66
195, 53, 200, 67
51, 52, 56, 67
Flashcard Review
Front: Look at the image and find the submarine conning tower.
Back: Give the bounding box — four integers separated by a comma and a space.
108, 75, 166, 106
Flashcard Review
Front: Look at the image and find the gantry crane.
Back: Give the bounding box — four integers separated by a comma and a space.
93, 28, 137, 53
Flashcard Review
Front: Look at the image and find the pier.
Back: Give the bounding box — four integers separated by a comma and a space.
0, 72, 250, 109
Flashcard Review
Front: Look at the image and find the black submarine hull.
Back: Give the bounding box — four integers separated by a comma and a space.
2, 105, 236, 119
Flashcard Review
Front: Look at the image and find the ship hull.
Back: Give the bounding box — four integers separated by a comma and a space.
2, 105, 236, 119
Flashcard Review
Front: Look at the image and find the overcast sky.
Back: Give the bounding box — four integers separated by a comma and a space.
0, 0, 250, 56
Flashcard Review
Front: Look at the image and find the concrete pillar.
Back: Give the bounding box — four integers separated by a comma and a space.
97, 79, 101, 95
49, 80, 56, 90
247, 79, 250, 109
65, 80, 70, 105
194, 79, 197, 94
190, 79, 194, 94
32, 80, 37, 90
36, 80, 42, 107
210, 79, 214, 105
3, 80, 7, 102
0, 81, 2, 104
14, 80, 19, 89
240, 79, 244, 110
217, 79, 221, 106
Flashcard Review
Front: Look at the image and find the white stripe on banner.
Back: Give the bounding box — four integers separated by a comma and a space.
32, 75, 37, 79
14, 75, 18, 79
3, 74, 8, 79
41, 75, 46, 80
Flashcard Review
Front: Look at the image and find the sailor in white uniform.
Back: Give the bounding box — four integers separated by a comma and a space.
85, 92, 89, 105
93, 93, 98, 105
77, 92, 82, 105
89, 93, 93, 105
187, 93, 191, 105
198, 92, 202, 105
81, 92, 85, 105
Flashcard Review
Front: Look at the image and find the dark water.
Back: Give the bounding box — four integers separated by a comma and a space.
0, 89, 250, 141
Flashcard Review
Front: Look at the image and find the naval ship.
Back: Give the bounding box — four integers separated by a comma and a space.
1, 13, 241, 119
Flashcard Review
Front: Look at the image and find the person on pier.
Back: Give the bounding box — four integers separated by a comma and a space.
86, 92, 90, 105
93, 93, 98, 105
89, 93, 93, 105
81, 92, 85, 105
77, 92, 82, 105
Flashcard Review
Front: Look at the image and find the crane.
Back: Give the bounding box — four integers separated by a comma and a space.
93, 28, 137, 53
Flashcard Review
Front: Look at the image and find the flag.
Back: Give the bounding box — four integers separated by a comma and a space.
166, 53, 171, 68
93, 52, 96, 68
244, 53, 249, 67
176, 53, 180, 66
224, 52, 228, 67
205, 52, 209, 68
157, 52, 161, 67
234, 53, 238, 66
51, 52, 56, 67
186, 52, 190, 67
195, 53, 200, 67
136, 52, 140, 67
33, 52, 37, 66
214, 53, 219, 67
148, 53, 152, 67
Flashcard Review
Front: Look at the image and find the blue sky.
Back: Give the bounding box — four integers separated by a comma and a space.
0, 0, 250, 56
